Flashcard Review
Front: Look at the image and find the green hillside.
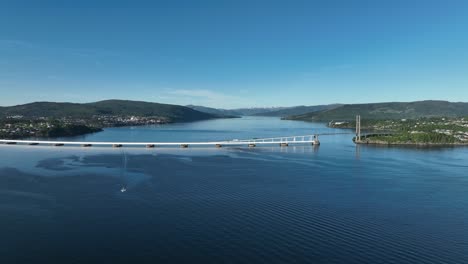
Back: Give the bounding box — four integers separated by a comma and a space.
254, 104, 342, 117
0, 100, 217, 122
285, 101, 468, 121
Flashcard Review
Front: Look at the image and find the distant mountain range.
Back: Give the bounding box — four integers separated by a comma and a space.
252, 104, 343, 117
186, 105, 242, 117
285, 100, 468, 121
186, 104, 341, 117
0, 100, 217, 122
186, 105, 288, 116
231, 107, 289, 116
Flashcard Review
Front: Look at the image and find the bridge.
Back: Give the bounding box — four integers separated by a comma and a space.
0, 133, 355, 148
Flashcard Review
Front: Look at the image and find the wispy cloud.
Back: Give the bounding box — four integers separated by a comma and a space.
167, 89, 239, 101
302, 64, 355, 77
68, 48, 121, 58
46, 75, 62, 80
159, 89, 253, 108
0, 39, 35, 49
322, 64, 354, 71
0, 38, 119, 59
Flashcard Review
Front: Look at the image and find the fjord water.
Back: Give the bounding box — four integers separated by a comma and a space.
1, 117, 467, 263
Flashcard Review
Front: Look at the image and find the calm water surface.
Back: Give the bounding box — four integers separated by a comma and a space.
1, 117, 467, 263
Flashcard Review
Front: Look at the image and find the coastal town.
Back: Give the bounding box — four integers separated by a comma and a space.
0, 115, 171, 139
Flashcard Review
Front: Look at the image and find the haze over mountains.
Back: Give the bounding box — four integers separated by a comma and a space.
252, 104, 343, 117
185, 105, 243, 117
2, 100, 468, 122
186, 105, 290, 117
186, 105, 341, 117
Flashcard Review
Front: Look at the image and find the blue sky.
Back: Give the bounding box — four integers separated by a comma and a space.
1, 0, 468, 108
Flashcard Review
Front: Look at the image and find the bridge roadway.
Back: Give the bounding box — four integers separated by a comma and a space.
0, 133, 354, 148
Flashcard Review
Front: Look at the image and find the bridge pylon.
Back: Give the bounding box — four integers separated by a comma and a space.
355, 115, 361, 142
313, 134, 320, 145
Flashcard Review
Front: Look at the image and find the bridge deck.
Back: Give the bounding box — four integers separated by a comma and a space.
0, 133, 341, 147
0, 133, 359, 148
0, 139, 318, 146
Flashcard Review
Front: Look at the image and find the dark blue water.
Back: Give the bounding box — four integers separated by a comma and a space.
1, 117, 467, 263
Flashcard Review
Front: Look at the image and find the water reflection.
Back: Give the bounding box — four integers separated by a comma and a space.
313, 144, 320, 154
355, 144, 361, 160
120, 148, 128, 193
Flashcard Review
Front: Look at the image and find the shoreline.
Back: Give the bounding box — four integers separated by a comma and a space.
355, 139, 468, 147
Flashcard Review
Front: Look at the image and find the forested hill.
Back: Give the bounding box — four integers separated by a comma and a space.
0, 100, 217, 122
285, 101, 468, 121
